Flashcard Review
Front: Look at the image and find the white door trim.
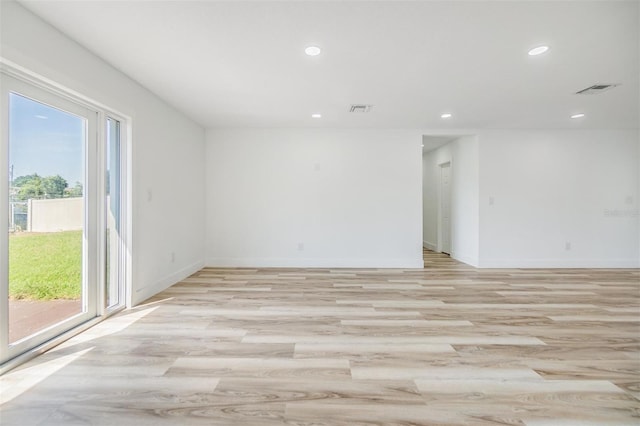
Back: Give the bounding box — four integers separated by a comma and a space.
437, 161, 452, 255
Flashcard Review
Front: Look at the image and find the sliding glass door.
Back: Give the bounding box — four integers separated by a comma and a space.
105, 117, 124, 310
0, 72, 126, 366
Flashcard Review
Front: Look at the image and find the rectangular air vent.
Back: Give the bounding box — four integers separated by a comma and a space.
349, 104, 373, 113
576, 84, 619, 95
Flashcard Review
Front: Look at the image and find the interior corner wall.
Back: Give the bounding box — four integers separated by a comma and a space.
205, 128, 424, 268
422, 152, 437, 251
1, 2, 207, 305
478, 129, 640, 268
422, 136, 479, 266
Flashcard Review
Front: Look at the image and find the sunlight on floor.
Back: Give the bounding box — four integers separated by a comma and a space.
51, 305, 160, 349
0, 305, 163, 405
0, 346, 94, 404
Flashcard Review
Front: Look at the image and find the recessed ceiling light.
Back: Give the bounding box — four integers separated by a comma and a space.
528, 45, 549, 56
35, 115, 48, 119
571, 113, 585, 119
305, 46, 321, 56
421, 144, 425, 148
441, 113, 452, 119
311, 113, 322, 118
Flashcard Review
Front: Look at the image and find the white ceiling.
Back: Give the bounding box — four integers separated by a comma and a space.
17, 0, 640, 130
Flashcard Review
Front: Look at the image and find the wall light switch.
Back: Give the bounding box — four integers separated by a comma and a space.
489, 197, 494, 206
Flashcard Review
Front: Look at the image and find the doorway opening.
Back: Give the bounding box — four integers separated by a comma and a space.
421, 135, 457, 264
421, 134, 480, 268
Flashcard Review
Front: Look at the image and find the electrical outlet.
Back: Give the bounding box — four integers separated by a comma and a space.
489, 197, 494, 206
297, 242, 304, 251
565, 242, 571, 251
170, 252, 175, 262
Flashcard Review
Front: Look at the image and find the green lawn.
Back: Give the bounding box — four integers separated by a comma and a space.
9, 231, 82, 300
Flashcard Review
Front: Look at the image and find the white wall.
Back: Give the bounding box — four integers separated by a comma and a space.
422, 136, 479, 266
1, 2, 206, 305
206, 128, 423, 268
478, 129, 640, 268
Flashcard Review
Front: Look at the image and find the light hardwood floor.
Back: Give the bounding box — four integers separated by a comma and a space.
1, 250, 639, 425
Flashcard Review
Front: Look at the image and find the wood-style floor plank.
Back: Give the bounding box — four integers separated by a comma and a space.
1, 249, 638, 425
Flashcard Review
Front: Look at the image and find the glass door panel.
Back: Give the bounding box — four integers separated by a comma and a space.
1, 74, 97, 363
8, 93, 87, 343
105, 118, 122, 309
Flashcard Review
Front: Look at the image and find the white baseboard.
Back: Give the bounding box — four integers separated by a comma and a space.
207, 257, 424, 269
132, 260, 204, 306
478, 258, 640, 268
423, 241, 437, 251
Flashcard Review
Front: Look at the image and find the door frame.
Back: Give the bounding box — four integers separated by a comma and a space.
0, 60, 132, 372
437, 160, 452, 255
100, 113, 132, 314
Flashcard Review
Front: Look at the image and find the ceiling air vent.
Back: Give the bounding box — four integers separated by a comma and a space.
349, 104, 373, 113
576, 84, 619, 95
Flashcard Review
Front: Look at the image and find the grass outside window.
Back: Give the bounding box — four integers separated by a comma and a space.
9, 231, 82, 300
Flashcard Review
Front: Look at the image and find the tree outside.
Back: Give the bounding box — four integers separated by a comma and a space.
11, 173, 83, 200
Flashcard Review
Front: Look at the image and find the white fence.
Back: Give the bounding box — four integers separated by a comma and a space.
27, 197, 83, 232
